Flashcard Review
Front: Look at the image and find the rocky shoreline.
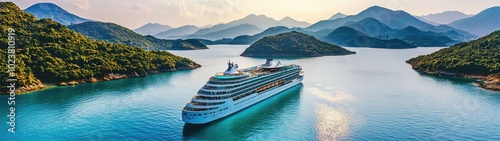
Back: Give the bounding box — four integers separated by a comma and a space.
415, 70, 500, 91
6, 64, 201, 94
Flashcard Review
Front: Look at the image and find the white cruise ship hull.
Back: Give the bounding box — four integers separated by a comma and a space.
182, 77, 302, 124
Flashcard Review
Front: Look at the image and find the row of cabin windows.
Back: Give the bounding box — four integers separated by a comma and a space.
185, 107, 217, 111
191, 101, 225, 106
234, 95, 257, 106
203, 84, 240, 90
209, 107, 229, 115
184, 107, 230, 117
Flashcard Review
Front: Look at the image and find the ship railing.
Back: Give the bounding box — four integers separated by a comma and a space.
188, 101, 225, 106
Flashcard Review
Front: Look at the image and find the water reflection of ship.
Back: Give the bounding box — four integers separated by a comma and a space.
182, 84, 303, 138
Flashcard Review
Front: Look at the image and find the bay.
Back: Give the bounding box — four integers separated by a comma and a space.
1, 45, 499, 140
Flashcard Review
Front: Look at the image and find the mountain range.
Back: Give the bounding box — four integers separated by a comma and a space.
68, 22, 207, 50
189, 24, 262, 40
134, 23, 172, 35
24, 3, 91, 25
419, 11, 473, 25
306, 6, 432, 31
20, 2, 500, 47
449, 6, 500, 36
221, 17, 461, 47
153, 25, 200, 39
186, 14, 309, 40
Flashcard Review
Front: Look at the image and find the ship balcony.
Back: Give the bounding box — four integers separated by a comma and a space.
188, 101, 225, 106
192, 96, 229, 102
183, 106, 217, 112
214, 72, 249, 80
186, 102, 220, 109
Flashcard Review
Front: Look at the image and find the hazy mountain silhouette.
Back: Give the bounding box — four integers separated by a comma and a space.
192, 14, 282, 36
188, 24, 262, 40
420, 11, 473, 25
154, 25, 200, 39
329, 12, 347, 20
67, 22, 207, 50
134, 23, 172, 35
306, 6, 432, 31
279, 16, 310, 28
343, 18, 395, 36
449, 6, 500, 36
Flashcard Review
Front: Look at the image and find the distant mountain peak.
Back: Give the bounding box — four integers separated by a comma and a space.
280, 16, 294, 21
26, 2, 70, 13
365, 5, 390, 12
420, 11, 473, 25
24, 2, 91, 25
244, 14, 269, 19
329, 12, 347, 20
134, 23, 172, 35
278, 16, 310, 28
449, 6, 500, 36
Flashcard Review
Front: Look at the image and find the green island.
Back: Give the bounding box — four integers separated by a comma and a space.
68, 21, 208, 50
0, 2, 200, 94
407, 30, 500, 91
240, 31, 355, 57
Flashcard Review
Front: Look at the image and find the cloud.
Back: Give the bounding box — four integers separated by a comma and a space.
175, 0, 241, 20
130, 4, 152, 13
56, 0, 89, 10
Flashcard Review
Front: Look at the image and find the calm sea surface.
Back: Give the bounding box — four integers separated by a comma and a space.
1, 45, 499, 140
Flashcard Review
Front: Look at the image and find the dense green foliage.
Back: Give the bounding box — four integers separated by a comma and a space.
370, 39, 416, 49
326, 27, 416, 48
241, 31, 355, 57
407, 30, 500, 75
67, 21, 207, 50
400, 35, 455, 47
195, 38, 232, 45
0, 2, 200, 90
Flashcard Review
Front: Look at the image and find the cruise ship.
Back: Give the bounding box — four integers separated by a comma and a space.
182, 59, 304, 124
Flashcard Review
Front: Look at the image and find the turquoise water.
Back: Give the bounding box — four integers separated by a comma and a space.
1, 45, 500, 140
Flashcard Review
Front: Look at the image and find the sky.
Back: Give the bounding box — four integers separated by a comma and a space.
8, 0, 500, 29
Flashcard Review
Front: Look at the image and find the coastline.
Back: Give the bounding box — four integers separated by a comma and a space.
415, 70, 500, 91
2, 64, 201, 95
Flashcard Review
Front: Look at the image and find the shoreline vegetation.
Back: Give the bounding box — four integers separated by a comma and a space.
15, 64, 200, 94
407, 30, 500, 91
0, 2, 201, 94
